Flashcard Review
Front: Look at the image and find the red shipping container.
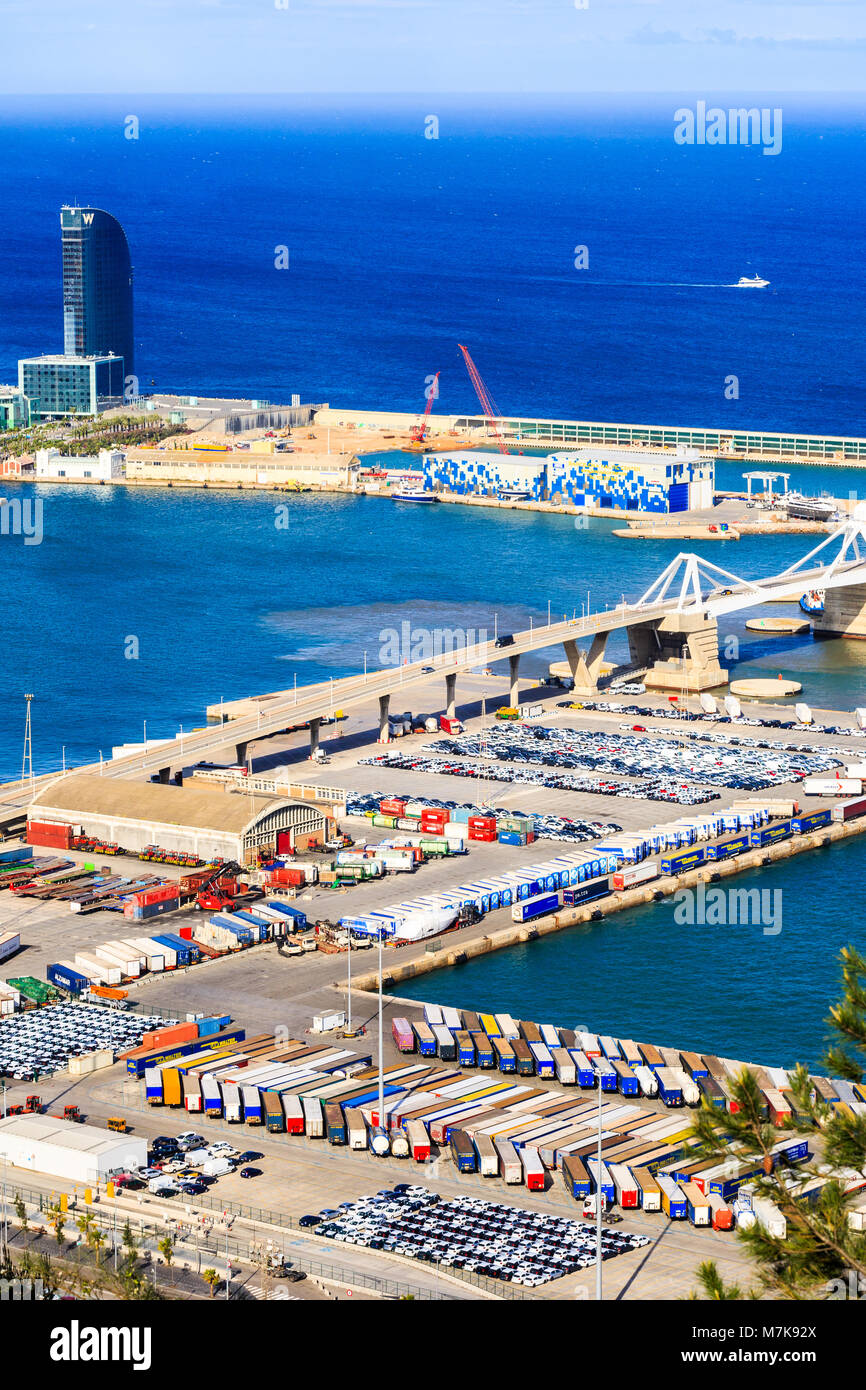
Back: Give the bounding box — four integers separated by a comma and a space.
27, 820, 73, 850
468, 816, 496, 831
380, 798, 406, 815
420, 806, 448, 819
131, 884, 180, 908
142, 1021, 198, 1050
177, 925, 193, 940
468, 829, 497, 842
284, 868, 306, 887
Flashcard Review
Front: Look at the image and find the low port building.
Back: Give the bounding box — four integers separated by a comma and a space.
27, 773, 331, 862
0, 1114, 147, 1184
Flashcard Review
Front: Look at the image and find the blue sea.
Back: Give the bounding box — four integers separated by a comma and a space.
2, 96, 865, 1067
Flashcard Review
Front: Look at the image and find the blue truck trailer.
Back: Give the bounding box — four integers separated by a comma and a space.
511, 891, 559, 923
562, 878, 611, 908
47, 962, 90, 995
749, 820, 792, 848
705, 833, 750, 861
660, 847, 706, 875
792, 809, 832, 835
593, 1058, 619, 1092
570, 1051, 597, 1087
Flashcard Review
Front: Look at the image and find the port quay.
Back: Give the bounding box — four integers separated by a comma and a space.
3, 480, 866, 1315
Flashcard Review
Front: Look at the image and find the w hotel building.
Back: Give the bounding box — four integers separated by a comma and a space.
61, 206, 134, 376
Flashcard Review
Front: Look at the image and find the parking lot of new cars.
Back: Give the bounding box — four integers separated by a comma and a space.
315, 1187, 649, 1286
425, 721, 847, 792
0, 1002, 168, 1080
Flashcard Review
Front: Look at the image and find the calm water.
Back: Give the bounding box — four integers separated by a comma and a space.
2, 99, 866, 1063
396, 839, 858, 1074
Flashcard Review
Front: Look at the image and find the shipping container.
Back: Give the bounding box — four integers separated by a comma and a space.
511, 891, 559, 923
707, 1190, 734, 1231
658, 1173, 688, 1219
46, 962, 90, 995
633, 1065, 659, 1097
492, 1036, 517, 1073
697, 1074, 727, 1109
432, 1024, 457, 1061
705, 833, 750, 862
281, 1093, 305, 1135
660, 847, 706, 875
412, 1021, 437, 1057
262, 1091, 285, 1132
521, 1146, 546, 1190
511, 1039, 536, 1077
611, 862, 659, 891
610, 1163, 640, 1208
561, 878, 610, 908
495, 1139, 523, 1184
791, 808, 832, 834
632, 1166, 662, 1212
242, 1085, 263, 1123
390, 1017, 415, 1053
749, 821, 792, 848
570, 1051, 597, 1088
301, 1095, 324, 1138
562, 1152, 593, 1200
472, 1032, 495, 1068
450, 1128, 477, 1172
346, 1109, 368, 1151
324, 1102, 347, 1144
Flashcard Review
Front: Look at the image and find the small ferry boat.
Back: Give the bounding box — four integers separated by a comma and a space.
799, 590, 825, 616
391, 488, 436, 503
736, 273, 769, 288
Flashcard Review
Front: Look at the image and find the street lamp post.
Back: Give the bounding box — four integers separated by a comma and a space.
596, 1074, 603, 1301
377, 927, 384, 1141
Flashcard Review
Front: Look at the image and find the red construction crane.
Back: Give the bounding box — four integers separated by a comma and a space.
457, 343, 509, 454
409, 371, 440, 443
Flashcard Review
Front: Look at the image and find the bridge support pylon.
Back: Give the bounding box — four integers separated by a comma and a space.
378, 694, 391, 743
641, 612, 727, 692
508, 654, 520, 707
309, 718, 321, 758
562, 632, 609, 695
813, 582, 866, 639
445, 673, 457, 721
235, 742, 248, 767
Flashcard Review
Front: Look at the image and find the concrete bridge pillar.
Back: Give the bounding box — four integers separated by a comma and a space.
309, 718, 321, 758
378, 694, 391, 743
234, 742, 248, 767
642, 612, 727, 692
445, 672, 457, 721
508, 653, 521, 707
157, 767, 171, 784
813, 583, 866, 638
563, 632, 608, 695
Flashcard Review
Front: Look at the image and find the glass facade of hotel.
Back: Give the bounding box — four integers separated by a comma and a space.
61, 206, 134, 377
18, 355, 126, 419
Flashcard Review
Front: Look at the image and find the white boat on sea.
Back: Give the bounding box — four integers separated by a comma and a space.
736, 273, 769, 288
391, 489, 436, 503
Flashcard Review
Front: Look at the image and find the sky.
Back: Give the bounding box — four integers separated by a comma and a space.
4, 0, 866, 95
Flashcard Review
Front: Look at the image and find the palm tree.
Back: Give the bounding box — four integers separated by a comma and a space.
157, 1234, 175, 1285
202, 1267, 220, 1298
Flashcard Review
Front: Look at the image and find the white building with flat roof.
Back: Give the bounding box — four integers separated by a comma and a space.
35, 447, 124, 482
0, 1114, 146, 1184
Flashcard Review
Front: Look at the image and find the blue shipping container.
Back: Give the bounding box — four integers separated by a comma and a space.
660, 847, 706, 875
511, 892, 559, 923
562, 878, 610, 908
749, 821, 792, 848
46, 962, 89, 995
792, 809, 832, 835
706, 833, 750, 861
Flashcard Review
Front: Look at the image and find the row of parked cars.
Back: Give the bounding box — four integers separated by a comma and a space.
0, 1003, 167, 1080
364, 749, 720, 807
576, 698, 866, 740
313, 1187, 650, 1286
115, 1132, 264, 1196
